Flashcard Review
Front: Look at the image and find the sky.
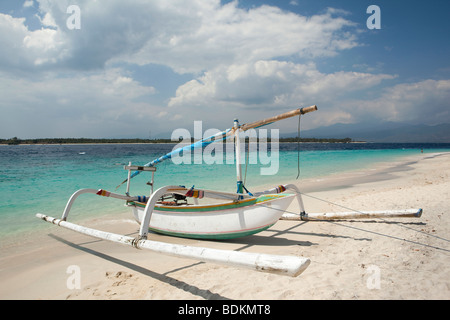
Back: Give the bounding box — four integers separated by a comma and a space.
1, 0, 449, 139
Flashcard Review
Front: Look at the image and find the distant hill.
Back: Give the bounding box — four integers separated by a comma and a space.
298, 122, 450, 143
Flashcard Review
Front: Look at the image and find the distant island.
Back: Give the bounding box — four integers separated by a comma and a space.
1, 137, 356, 145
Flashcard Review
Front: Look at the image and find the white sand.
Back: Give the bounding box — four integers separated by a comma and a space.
1, 152, 449, 300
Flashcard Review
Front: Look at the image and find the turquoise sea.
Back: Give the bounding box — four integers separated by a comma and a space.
1, 143, 450, 243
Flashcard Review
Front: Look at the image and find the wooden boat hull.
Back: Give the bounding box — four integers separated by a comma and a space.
128, 194, 295, 239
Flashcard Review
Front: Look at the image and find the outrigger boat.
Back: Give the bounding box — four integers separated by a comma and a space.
36, 105, 422, 277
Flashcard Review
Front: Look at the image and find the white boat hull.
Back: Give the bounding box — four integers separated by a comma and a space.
128, 194, 295, 239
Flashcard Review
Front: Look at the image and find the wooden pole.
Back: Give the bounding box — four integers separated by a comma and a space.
240, 105, 317, 132
281, 209, 423, 221
36, 214, 310, 277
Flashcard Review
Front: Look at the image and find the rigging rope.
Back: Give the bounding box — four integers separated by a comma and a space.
259, 188, 450, 253
296, 114, 301, 180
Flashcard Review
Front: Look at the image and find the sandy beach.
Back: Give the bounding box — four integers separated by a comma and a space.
1, 152, 449, 300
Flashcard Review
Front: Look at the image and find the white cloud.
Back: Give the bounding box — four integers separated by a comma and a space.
1, 0, 359, 74
2, 0, 448, 138
346, 79, 450, 125
165, 60, 399, 132
0, 14, 29, 68
23, 1, 34, 8
0, 13, 66, 71
169, 60, 395, 109
128, 1, 358, 73
0, 0, 367, 136
0, 69, 157, 137
37, 12, 57, 28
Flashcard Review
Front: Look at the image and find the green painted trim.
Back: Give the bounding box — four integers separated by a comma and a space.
130, 194, 291, 213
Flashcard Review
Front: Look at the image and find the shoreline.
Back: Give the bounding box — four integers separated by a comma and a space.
257, 151, 449, 194
3, 141, 450, 146
0, 138, 360, 146
1, 152, 449, 299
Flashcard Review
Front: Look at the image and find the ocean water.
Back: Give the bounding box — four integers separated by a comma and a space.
1, 142, 450, 242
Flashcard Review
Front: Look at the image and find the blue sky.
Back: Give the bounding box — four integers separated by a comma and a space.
1, 0, 449, 138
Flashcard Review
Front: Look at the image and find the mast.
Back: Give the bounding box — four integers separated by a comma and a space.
233, 119, 244, 195
231, 105, 317, 195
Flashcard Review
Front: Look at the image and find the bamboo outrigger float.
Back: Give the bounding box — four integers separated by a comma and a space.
36, 105, 422, 277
